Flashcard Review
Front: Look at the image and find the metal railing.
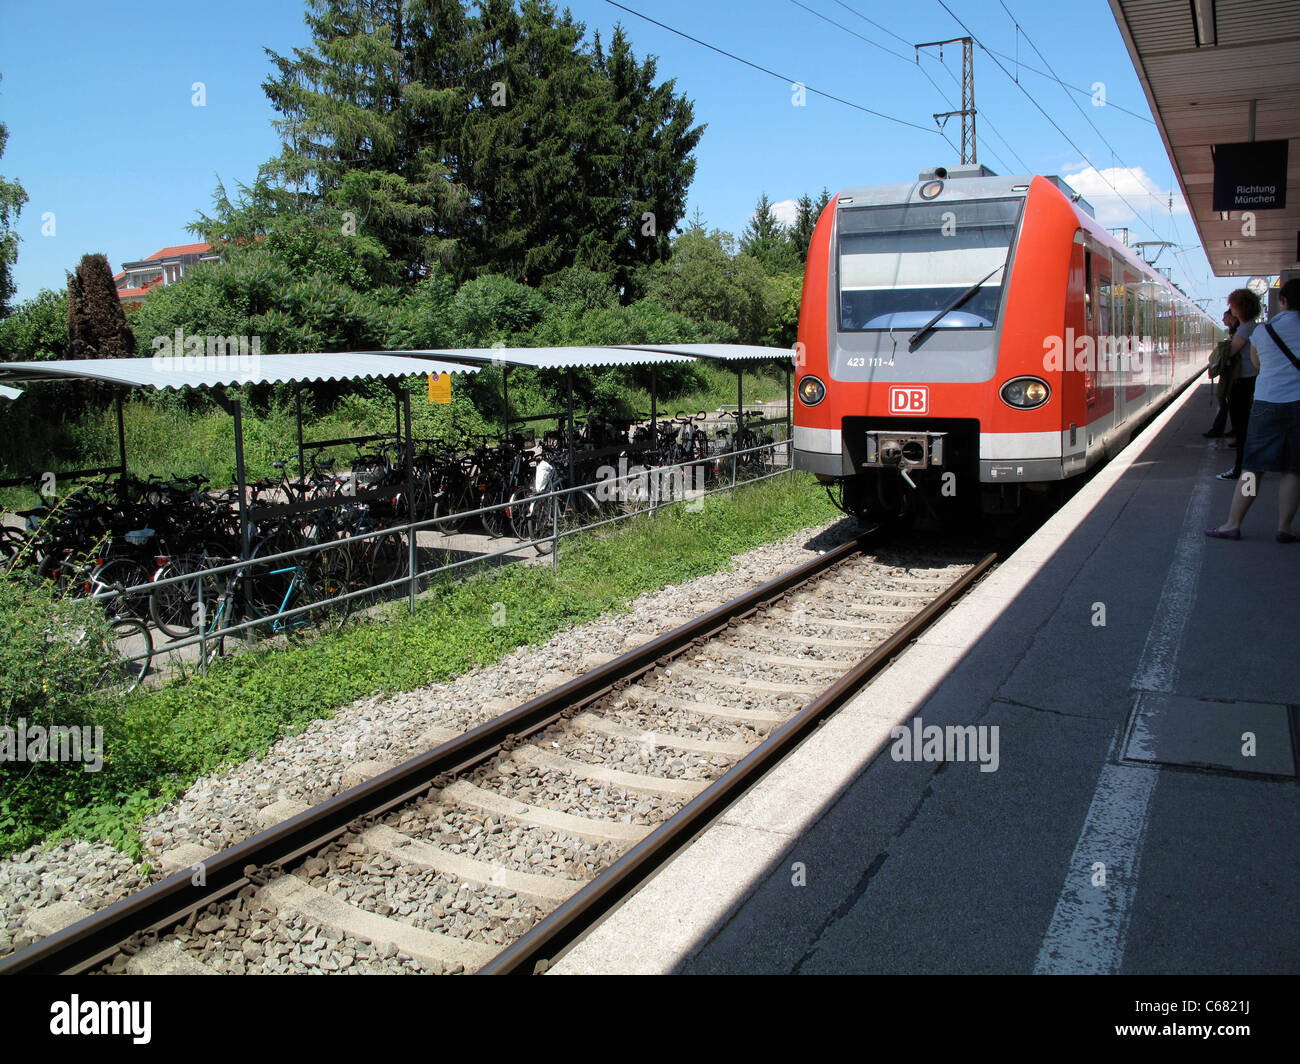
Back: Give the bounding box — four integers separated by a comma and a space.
79, 434, 794, 681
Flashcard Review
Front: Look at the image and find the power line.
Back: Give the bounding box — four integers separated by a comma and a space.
603, 1, 946, 136
787, 1, 972, 164
980, 44, 1155, 125
808, 0, 1031, 174
996, 0, 1168, 241
791, 0, 912, 62
828, 0, 914, 47
934, 0, 1170, 248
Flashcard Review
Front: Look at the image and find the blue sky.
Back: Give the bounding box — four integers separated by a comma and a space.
0, 0, 1246, 310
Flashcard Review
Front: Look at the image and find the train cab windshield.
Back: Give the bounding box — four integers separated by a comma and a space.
837, 197, 1023, 333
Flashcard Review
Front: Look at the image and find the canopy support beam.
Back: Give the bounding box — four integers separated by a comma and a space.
115, 392, 127, 476
566, 369, 576, 490
212, 387, 250, 561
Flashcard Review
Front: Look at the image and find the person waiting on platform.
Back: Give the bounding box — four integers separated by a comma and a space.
1204, 307, 1241, 439
1206, 277, 1300, 542
1213, 288, 1262, 480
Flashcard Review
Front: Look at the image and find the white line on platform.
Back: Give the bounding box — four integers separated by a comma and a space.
1034, 438, 1213, 975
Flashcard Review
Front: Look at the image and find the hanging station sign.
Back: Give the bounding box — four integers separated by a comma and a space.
1212, 140, 1288, 211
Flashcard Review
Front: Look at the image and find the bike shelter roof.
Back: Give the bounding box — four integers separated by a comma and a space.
612, 343, 794, 363
394, 346, 697, 370
0, 384, 21, 401
0, 352, 479, 391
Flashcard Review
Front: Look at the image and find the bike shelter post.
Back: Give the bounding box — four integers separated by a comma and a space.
115, 392, 127, 476
404, 386, 416, 615
785, 360, 793, 470
565, 369, 576, 494
551, 485, 559, 571
737, 365, 743, 431
198, 575, 207, 678
385, 379, 417, 615
212, 387, 251, 562
650, 369, 657, 441
502, 366, 511, 443
295, 389, 305, 483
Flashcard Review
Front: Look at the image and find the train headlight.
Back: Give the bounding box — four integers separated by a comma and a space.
798, 375, 826, 406
1000, 376, 1050, 409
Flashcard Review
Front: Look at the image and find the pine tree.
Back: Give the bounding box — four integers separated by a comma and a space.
740, 193, 795, 273
66, 254, 135, 359
791, 193, 816, 263
261, 0, 470, 281
253, 1, 705, 287
457, 0, 593, 280
593, 26, 704, 295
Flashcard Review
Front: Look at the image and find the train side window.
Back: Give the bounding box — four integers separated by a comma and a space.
1084, 250, 1093, 327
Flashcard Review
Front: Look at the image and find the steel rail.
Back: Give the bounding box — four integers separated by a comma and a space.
480, 551, 998, 975
0, 534, 870, 975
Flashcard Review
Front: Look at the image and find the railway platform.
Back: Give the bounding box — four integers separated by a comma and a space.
552, 379, 1299, 975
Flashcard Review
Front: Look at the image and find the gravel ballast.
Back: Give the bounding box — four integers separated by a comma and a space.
0, 515, 857, 957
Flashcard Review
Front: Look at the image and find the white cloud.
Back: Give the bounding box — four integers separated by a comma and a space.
769, 198, 800, 227
1060, 165, 1189, 227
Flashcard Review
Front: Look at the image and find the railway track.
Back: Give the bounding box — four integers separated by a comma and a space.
0, 536, 995, 976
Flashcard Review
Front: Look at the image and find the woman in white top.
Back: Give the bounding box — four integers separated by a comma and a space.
1206, 278, 1300, 542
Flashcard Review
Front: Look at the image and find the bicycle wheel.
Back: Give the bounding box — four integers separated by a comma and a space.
526, 491, 559, 554
480, 483, 509, 538
246, 533, 300, 620
296, 546, 354, 632
89, 558, 153, 619
353, 531, 408, 608
149, 551, 225, 639
507, 488, 533, 541
1, 526, 29, 567
531, 489, 598, 555
95, 617, 154, 693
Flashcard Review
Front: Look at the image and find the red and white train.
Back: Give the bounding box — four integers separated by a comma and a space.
793, 165, 1216, 523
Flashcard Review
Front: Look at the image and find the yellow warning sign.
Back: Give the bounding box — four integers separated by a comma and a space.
427, 373, 451, 404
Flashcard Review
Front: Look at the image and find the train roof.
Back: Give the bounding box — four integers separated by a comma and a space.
832, 168, 1211, 319
834, 167, 1095, 219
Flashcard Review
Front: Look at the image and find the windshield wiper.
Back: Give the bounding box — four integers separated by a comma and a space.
907, 263, 1006, 352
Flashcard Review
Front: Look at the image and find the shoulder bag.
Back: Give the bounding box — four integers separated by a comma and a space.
1264, 323, 1300, 374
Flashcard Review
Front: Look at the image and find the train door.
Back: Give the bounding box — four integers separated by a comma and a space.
1126, 274, 1148, 408
1090, 252, 1118, 457
1107, 268, 1127, 427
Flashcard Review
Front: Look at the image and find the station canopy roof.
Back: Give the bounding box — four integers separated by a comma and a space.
612, 343, 793, 363
0, 352, 479, 390
1109, 0, 1300, 277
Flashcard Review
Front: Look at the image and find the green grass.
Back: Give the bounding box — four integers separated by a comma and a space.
0, 472, 840, 857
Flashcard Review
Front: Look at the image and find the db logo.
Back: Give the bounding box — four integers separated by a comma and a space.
889, 386, 928, 414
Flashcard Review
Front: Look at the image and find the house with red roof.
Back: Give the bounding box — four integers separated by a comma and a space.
114, 242, 220, 306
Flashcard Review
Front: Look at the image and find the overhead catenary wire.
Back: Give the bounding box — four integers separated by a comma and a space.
980, 44, 1156, 125
603, 0, 947, 136
934, 0, 1171, 249
996, 0, 1169, 242
787, 0, 977, 165
818, 0, 1033, 174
